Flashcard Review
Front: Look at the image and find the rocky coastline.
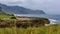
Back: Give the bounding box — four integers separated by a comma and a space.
0, 16, 50, 28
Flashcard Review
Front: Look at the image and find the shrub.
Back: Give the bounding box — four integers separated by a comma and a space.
0, 19, 4, 22
10, 16, 16, 19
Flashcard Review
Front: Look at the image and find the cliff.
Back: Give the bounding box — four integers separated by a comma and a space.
0, 16, 50, 28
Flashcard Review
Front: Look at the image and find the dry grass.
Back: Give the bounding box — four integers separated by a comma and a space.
0, 24, 59, 34
0, 14, 59, 34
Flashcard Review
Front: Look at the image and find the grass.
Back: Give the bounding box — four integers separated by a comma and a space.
0, 24, 59, 34
0, 14, 60, 34
0, 14, 15, 19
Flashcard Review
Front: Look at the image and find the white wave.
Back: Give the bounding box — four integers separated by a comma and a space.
45, 19, 57, 26
49, 19, 57, 24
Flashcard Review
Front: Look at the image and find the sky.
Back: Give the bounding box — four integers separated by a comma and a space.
0, 0, 60, 15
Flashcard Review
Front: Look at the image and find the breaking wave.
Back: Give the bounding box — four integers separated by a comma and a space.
45, 19, 60, 26
49, 19, 57, 24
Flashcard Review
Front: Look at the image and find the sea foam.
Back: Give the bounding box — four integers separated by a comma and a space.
49, 19, 57, 24
45, 19, 57, 26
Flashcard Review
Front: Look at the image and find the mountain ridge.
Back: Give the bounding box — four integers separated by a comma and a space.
0, 3, 46, 14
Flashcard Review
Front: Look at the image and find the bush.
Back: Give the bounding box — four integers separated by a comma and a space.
10, 16, 16, 19
0, 19, 4, 22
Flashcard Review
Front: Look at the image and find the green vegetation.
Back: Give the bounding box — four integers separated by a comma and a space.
0, 16, 50, 28
0, 14, 60, 34
10, 16, 16, 19
0, 24, 59, 34
0, 14, 15, 19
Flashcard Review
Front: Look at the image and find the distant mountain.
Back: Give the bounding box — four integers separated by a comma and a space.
0, 3, 46, 14
0, 6, 6, 14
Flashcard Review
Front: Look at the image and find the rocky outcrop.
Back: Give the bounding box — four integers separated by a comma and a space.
16, 17, 50, 28
0, 17, 50, 28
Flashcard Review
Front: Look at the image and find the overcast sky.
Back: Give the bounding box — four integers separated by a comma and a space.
0, 0, 60, 15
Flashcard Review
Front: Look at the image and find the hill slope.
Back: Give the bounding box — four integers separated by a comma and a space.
0, 6, 6, 14
0, 3, 46, 14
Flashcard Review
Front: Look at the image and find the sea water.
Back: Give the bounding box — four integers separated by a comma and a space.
14, 14, 60, 24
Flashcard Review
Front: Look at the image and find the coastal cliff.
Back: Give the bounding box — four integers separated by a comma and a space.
0, 16, 50, 28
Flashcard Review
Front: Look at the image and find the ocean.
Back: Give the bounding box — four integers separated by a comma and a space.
14, 14, 60, 24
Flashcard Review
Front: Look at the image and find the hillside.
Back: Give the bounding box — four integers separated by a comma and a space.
0, 6, 6, 14
0, 3, 46, 14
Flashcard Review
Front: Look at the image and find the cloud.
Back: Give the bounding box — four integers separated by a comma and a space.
0, 0, 48, 6
0, 0, 60, 14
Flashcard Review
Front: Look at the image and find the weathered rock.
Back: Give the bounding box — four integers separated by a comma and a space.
0, 17, 50, 28
16, 17, 50, 28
